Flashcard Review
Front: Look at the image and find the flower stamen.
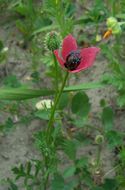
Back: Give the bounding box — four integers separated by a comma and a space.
64, 51, 81, 71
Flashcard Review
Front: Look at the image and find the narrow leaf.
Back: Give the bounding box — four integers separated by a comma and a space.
0, 88, 54, 100
64, 82, 106, 92
0, 82, 106, 100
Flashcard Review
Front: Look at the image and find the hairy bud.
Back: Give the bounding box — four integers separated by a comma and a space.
45, 31, 62, 51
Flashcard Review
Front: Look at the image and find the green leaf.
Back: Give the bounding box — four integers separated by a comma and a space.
0, 82, 106, 101
119, 148, 125, 162
106, 130, 123, 148
34, 110, 50, 120
32, 24, 58, 35
58, 93, 69, 110
0, 88, 54, 100
82, 168, 94, 188
14, 4, 28, 16
64, 82, 106, 92
7, 179, 18, 190
117, 94, 125, 107
26, 162, 32, 175
3, 75, 21, 88
63, 166, 76, 178
4, 117, 14, 132
102, 106, 114, 131
51, 174, 64, 190
75, 157, 88, 168
71, 92, 91, 117
63, 140, 77, 160
73, 117, 86, 128
93, 187, 103, 190
102, 179, 118, 190
63, 179, 78, 190
12, 164, 25, 180
116, 13, 125, 19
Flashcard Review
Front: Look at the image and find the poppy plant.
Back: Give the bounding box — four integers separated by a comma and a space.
54, 34, 100, 73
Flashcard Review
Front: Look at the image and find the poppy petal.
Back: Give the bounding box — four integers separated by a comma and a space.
70, 47, 100, 73
62, 34, 77, 60
54, 50, 65, 67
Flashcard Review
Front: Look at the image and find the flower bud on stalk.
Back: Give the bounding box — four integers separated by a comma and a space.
44, 31, 62, 51
103, 17, 122, 39
95, 135, 104, 144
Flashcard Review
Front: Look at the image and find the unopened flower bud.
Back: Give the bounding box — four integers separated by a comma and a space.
107, 17, 121, 34
107, 17, 118, 28
44, 31, 62, 51
95, 135, 104, 144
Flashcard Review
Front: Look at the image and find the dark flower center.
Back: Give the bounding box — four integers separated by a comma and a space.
64, 51, 81, 71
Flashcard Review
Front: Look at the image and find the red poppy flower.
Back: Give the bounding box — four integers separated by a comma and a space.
54, 34, 100, 73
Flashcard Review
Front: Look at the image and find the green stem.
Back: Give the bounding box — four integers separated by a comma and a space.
46, 71, 69, 143
44, 171, 49, 190
96, 145, 102, 169
52, 52, 59, 92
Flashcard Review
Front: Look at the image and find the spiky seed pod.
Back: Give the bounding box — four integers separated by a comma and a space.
44, 31, 62, 51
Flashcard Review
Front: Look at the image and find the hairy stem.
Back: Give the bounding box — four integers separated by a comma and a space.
96, 144, 102, 169
52, 52, 59, 92
46, 71, 69, 143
